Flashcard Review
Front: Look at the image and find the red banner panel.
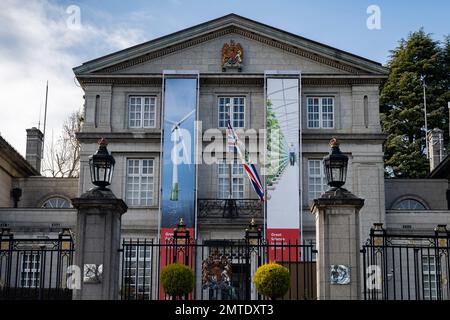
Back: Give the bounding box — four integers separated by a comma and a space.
267, 228, 300, 262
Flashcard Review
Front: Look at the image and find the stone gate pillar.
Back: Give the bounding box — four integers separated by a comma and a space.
71, 188, 127, 300
311, 188, 364, 300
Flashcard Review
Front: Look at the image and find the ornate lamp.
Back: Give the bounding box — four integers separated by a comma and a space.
89, 138, 115, 189
58, 228, 73, 251
0, 228, 13, 250
371, 223, 385, 247
173, 217, 190, 245
323, 138, 348, 189
245, 218, 262, 246
434, 224, 448, 248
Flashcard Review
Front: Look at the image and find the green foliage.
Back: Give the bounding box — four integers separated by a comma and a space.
253, 263, 290, 300
160, 263, 194, 297
381, 29, 450, 178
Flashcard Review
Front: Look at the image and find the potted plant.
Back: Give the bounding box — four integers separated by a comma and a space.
253, 263, 290, 300
160, 263, 194, 300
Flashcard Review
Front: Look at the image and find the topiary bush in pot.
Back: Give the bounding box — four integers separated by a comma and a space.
253, 262, 290, 300
160, 263, 194, 299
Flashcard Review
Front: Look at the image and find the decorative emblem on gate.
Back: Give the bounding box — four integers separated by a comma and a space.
201, 249, 232, 289
330, 264, 351, 285
221, 40, 243, 72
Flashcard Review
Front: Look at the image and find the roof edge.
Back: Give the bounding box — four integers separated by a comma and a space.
73, 13, 388, 76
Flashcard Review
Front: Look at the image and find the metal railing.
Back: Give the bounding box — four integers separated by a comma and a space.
361, 224, 450, 300
0, 229, 75, 300
120, 239, 316, 300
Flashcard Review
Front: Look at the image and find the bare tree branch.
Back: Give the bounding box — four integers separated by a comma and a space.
42, 110, 83, 178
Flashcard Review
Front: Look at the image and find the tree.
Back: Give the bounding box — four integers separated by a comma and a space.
381, 29, 450, 178
42, 110, 83, 177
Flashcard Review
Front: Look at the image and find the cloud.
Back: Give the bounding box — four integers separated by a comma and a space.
0, 0, 146, 158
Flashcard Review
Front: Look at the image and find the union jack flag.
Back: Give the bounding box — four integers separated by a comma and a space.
227, 120, 265, 201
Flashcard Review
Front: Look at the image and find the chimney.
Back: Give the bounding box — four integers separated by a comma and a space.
26, 127, 44, 173
428, 128, 444, 172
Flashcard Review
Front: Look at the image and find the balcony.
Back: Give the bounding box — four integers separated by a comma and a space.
197, 198, 263, 225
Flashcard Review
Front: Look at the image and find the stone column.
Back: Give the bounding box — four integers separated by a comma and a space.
311, 188, 364, 300
71, 188, 127, 300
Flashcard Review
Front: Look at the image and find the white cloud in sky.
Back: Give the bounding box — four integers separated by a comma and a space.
0, 0, 146, 157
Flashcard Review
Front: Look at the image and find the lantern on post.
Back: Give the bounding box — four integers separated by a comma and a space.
173, 218, 190, 246
245, 218, 262, 246
323, 138, 348, 190
371, 223, 385, 247
434, 224, 448, 248
0, 228, 13, 251
89, 138, 115, 189
58, 228, 73, 251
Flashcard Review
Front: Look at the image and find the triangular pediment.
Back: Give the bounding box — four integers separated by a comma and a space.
73, 14, 387, 76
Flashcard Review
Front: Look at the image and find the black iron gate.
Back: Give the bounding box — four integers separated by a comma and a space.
0, 229, 75, 300
361, 224, 450, 300
120, 239, 317, 300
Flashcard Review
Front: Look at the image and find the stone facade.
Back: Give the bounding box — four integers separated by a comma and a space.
73, 14, 388, 245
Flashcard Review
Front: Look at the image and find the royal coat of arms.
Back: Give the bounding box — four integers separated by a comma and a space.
201, 249, 232, 290
221, 40, 243, 72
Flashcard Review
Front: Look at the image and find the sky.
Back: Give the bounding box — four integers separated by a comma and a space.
1, 0, 449, 158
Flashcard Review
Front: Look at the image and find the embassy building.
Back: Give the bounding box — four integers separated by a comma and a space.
1, 14, 450, 300
73, 13, 388, 245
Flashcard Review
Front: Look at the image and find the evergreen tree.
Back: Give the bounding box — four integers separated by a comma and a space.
381, 29, 449, 178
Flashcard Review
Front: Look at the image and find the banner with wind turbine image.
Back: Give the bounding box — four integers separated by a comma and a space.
160, 75, 198, 244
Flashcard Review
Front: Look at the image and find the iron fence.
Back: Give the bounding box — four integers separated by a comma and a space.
361, 224, 450, 300
0, 230, 75, 300
120, 239, 317, 300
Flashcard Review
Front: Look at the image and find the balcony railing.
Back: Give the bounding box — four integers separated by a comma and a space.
197, 198, 263, 219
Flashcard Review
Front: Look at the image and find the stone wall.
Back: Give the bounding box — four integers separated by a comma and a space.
13, 177, 79, 208
385, 179, 448, 210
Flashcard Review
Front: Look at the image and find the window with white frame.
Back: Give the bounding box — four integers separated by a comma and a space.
126, 159, 154, 206
308, 160, 328, 201
422, 255, 438, 300
122, 242, 152, 300
21, 253, 41, 288
41, 197, 71, 208
218, 97, 245, 128
217, 160, 245, 199
307, 97, 334, 129
128, 96, 156, 128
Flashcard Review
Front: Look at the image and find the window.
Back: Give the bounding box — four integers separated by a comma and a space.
217, 160, 245, 199
308, 160, 327, 201
41, 197, 71, 208
422, 256, 438, 300
122, 242, 152, 300
307, 97, 334, 129
393, 199, 426, 210
21, 253, 41, 288
126, 159, 154, 206
129, 96, 156, 128
218, 97, 245, 128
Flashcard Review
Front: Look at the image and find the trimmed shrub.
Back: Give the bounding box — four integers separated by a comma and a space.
253, 263, 290, 300
160, 263, 194, 298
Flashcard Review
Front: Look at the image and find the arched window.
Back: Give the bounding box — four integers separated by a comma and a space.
41, 197, 71, 209
393, 199, 426, 210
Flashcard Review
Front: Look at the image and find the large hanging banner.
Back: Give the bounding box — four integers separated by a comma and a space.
159, 74, 198, 299
265, 74, 301, 261
160, 75, 198, 241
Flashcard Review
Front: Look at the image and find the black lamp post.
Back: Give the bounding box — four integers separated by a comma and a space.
89, 138, 115, 189
323, 138, 348, 190
245, 218, 262, 246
